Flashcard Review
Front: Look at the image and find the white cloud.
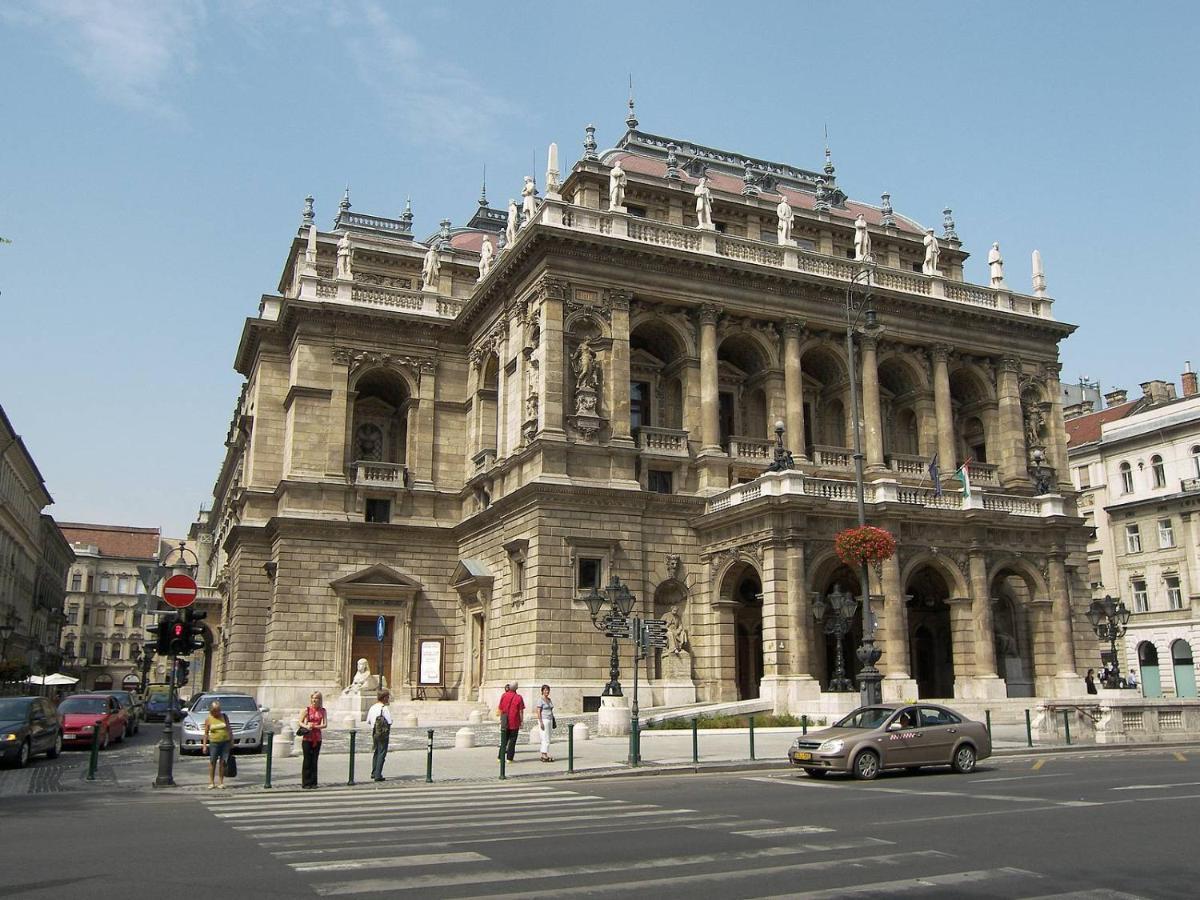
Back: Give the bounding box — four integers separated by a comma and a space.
7, 0, 206, 116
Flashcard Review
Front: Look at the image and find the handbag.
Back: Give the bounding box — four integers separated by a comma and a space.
550, 713, 557, 729
296, 726, 310, 737
225, 753, 238, 778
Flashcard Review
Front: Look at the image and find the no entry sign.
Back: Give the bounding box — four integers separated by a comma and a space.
162, 573, 198, 609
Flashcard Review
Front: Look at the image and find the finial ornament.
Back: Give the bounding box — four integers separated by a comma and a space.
942, 207, 958, 241
399, 196, 413, 234
665, 143, 680, 180
626, 75, 638, 129
479, 165, 488, 206
439, 218, 452, 248
880, 192, 895, 227
302, 195, 315, 227
340, 187, 351, 213
583, 123, 598, 161
823, 125, 835, 178
546, 142, 560, 193
1032, 249, 1047, 297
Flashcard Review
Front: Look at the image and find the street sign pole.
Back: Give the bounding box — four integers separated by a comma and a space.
376, 615, 387, 691
154, 650, 177, 787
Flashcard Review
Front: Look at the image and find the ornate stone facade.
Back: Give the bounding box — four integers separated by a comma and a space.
200, 125, 1094, 715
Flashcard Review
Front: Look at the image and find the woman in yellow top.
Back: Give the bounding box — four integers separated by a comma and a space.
201, 699, 233, 789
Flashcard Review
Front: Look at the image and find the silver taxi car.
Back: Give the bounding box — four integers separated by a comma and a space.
788, 703, 991, 780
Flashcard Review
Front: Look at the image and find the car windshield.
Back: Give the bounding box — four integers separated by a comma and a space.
201, 696, 258, 713
834, 707, 895, 729
59, 698, 108, 715
100, 692, 132, 705
0, 698, 32, 719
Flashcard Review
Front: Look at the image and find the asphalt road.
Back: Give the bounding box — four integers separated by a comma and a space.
3, 747, 1197, 898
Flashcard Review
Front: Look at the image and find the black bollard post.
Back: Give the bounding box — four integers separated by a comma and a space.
87, 720, 101, 781
426, 729, 434, 783
264, 730, 273, 789
801, 715, 808, 736
347, 730, 356, 785
691, 717, 699, 764
749, 715, 756, 761
1025, 708, 1033, 747
568, 723, 575, 774
985, 710, 992, 735
1063, 710, 1072, 745
499, 727, 506, 780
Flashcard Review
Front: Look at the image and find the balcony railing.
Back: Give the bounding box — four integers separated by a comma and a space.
888, 453, 929, 476
351, 460, 408, 489
728, 436, 774, 464
636, 427, 691, 457
811, 445, 853, 469
472, 448, 497, 472
1182, 477, 1200, 493
298, 277, 462, 319
967, 461, 999, 486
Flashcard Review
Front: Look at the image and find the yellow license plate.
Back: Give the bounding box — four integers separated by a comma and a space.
793, 751, 812, 761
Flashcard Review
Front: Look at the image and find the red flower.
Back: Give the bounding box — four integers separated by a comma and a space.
834, 526, 897, 570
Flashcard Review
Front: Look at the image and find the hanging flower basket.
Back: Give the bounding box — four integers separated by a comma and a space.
834, 525, 897, 578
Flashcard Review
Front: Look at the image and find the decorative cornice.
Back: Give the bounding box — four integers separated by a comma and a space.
698, 303, 722, 326
332, 346, 437, 381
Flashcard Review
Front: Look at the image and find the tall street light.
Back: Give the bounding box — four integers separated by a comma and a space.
844, 261, 884, 706
812, 587, 858, 692
583, 574, 637, 697
1087, 595, 1131, 686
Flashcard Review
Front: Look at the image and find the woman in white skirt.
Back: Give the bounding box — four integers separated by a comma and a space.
536, 684, 556, 762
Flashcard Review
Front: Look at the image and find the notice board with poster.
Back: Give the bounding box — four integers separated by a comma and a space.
418, 638, 444, 686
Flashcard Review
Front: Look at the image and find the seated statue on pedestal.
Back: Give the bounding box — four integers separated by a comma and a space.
343, 658, 380, 695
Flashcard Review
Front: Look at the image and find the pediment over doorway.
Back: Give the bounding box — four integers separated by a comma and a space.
452, 559, 494, 608
330, 563, 421, 602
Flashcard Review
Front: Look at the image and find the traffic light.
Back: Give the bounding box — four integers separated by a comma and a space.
154, 619, 170, 655
167, 616, 188, 656
184, 607, 207, 652
174, 657, 190, 687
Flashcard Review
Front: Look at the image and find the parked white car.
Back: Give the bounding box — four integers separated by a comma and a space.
179, 693, 269, 754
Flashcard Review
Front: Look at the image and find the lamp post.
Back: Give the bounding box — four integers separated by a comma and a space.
1087, 595, 1131, 686
844, 262, 884, 705
1029, 448, 1052, 496
766, 420, 796, 473
583, 574, 637, 697
812, 586, 858, 691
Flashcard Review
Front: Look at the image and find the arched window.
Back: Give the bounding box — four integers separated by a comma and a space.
1192, 445, 1200, 478
1151, 454, 1166, 489
64, 639, 75, 659
91, 643, 103, 665
1119, 461, 1133, 494
110, 642, 122, 661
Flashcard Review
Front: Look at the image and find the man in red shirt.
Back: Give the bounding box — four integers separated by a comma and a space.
497, 682, 524, 762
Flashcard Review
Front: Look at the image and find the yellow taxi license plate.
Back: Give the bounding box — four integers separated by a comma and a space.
793, 751, 812, 761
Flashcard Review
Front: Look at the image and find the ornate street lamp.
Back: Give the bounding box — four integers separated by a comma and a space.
765, 420, 796, 473
1030, 448, 1052, 496
1087, 595, 1131, 686
583, 574, 636, 696
812, 586, 859, 692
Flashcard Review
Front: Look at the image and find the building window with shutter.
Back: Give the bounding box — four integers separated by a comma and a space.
1132, 579, 1149, 613
1125, 524, 1142, 554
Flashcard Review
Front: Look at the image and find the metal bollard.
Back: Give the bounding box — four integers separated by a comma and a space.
801, 715, 808, 736
985, 710, 992, 735
691, 717, 699, 764
630, 716, 640, 768
426, 729, 434, 783
1063, 710, 1072, 745
87, 720, 101, 781
568, 723, 575, 774
1025, 708, 1033, 747
499, 728, 506, 780
347, 730, 356, 785
264, 730, 274, 789
749, 716, 756, 761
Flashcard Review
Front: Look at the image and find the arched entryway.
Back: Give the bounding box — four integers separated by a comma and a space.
720, 562, 763, 700
1172, 640, 1196, 698
988, 563, 1042, 697
906, 566, 955, 698
812, 565, 863, 691
1138, 642, 1161, 698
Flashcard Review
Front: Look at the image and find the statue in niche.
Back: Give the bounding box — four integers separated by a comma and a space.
609, 160, 627, 209
664, 604, 690, 656
336, 231, 352, 278
525, 385, 539, 421
922, 229, 941, 276
1024, 403, 1046, 449
521, 176, 538, 223
776, 195, 794, 244
694, 176, 714, 229
571, 339, 602, 392
506, 199, 519, 247
421, 244, 440, 291
355, 423, 384, 461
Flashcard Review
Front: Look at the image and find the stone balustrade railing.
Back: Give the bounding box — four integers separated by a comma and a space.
888, 453, 929, 476
728, 436, 774, 463
352, 460, 408, 488
811, 445, 853, 469
535, 199, 1054, 320
636, 427, 691, 456
967, 461, 999, 485
705, 470, 1065, 518
298, 276, 461, 319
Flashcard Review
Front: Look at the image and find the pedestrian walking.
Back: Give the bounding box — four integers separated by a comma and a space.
498, 682, 524, 762
201, 699, 233, 789
298, 690, 327, 789
1085, 668, 1098, 694
367, 690, 392, 782
536, 684, 556, 762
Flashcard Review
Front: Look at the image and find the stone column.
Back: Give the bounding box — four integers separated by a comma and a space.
786, 543, 810, 677
880, 554, 909, 679
861, 331, 885, 470
968, 551, 999, 678
698, 304, 721, 452
931, 344, 956, 472
996, 355, 1027, 490
538, 279, 569, 437
327, 352, 351, 477
1048, 554, 1078, 677
761, 542, 787, 677
411, 362, 437, 486
783, 322, 807, 460
1042, 362, 1071, 490
608, 291, 633, 443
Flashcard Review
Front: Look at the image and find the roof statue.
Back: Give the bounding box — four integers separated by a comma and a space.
988, 242, 1006, 289
854, 214, 872, 262
421, 244, 440, 292
923, 229, 941, 276
336, 231, 352, 280
520, 176, 537, 224
609, 160, 627, 211
776, 195, 795, 245
694, 176, 714, 230
505, 199, 519, 247
477, 237, 495, 281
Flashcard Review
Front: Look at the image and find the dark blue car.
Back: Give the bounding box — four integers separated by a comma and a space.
144, 691, 182, 722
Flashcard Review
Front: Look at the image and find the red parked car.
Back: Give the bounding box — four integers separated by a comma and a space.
58, 694, 128, 750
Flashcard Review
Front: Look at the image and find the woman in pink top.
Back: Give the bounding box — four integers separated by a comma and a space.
298, 690, 327, 789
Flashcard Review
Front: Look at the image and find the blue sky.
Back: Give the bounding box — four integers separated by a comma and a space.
1, 1, 1197, 536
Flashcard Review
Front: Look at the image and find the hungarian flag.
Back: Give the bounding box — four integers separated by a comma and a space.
956, 459, 972, 499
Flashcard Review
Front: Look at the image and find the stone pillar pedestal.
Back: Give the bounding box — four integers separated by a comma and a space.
760, 675, 821, 715
881, 675, 919, 702
954, 675, 1008, 700
596, 695, 630, 736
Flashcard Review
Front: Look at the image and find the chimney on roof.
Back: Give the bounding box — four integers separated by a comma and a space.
1104, 388, 1128, 406
1183, 361, 1198, 398
1140, 380, 1177, 406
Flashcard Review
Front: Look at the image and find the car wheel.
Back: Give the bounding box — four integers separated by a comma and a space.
46, 733, 62, 759
803, 768, 828, 779
15, 740, 31, 768
99, 731, 109, 751
853, 750, 880, 781
951, 744, 977, 774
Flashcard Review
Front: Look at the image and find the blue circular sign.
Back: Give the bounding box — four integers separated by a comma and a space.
375, 615, 386, 642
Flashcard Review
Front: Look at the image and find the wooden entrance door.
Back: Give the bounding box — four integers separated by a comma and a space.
351, 615, 394, 688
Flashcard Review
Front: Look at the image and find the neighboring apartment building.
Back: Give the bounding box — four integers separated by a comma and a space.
201, 114, 1093, 715
1067, 365, 1200, 697
0, 404, 73, 684
59, 523, 162, 691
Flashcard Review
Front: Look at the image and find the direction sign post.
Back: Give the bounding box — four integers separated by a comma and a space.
162, 574, 198, 610
376, 615, 387, 691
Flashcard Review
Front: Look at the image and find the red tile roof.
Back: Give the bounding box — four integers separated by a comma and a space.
449, 231, 494, 253
1064, 401, 1139, 448
59, 523, 161, 560
612, 152, 926, 235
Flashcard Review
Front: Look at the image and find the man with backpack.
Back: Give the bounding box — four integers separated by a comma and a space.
366, 690, 393, 781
